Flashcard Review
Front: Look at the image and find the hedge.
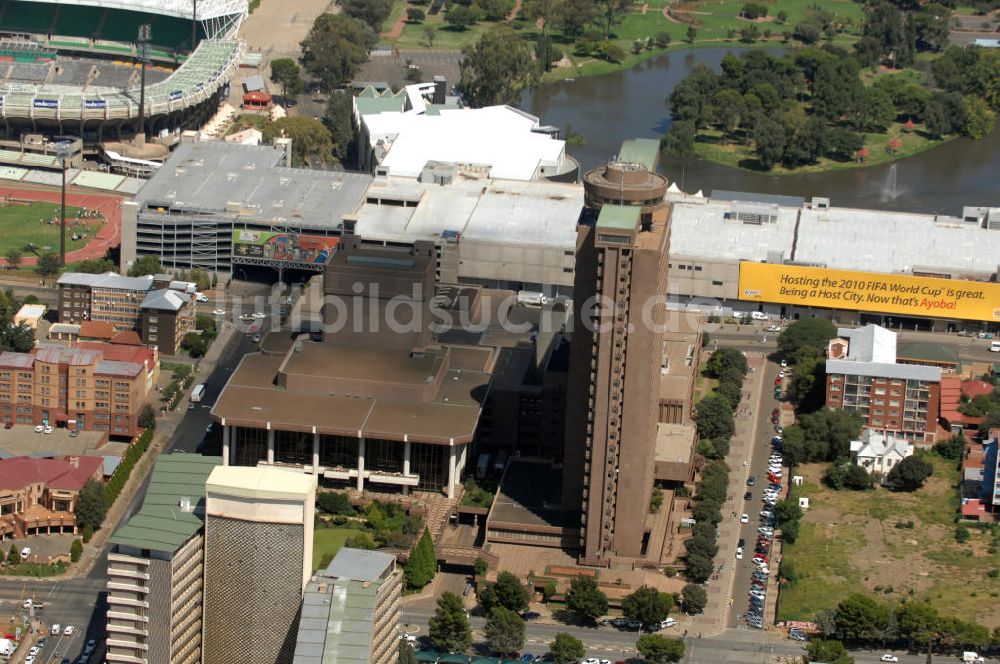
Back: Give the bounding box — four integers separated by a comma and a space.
105, 428, 154, 506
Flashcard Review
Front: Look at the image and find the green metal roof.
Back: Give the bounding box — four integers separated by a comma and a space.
618, 137, 660, 171
896, 341, 960, 365
354, 86, 406, 116
596, 204, 639, 231
109, 454, 221, 554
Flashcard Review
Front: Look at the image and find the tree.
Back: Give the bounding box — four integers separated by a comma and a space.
792, 20, 821, 44
473, 557, 489, 576
636, 633, 685, 663
35, 252, 60, 277
181, 332, 208, 358
754, 116, 787, 170
424, 24, 437, 47
549, 632, 585, 664
884, 455, 933, 491
75, 477, 108, 532
524, 0, 564, 36
597, 0, 631, 39
788, 355, 827, 413
934, 433, 965, 460
622, 585, 673, 625
485, 606, 525, 656
4, 249, 21, 270
805, 639, 854, 664
556, 0, 594, 37
694, 394, 735, 441
852, 87, 896, 133
706, 347, 748, 379
661, 120, 696, 159
565, 575, 608, 623
262, 116, 334, 166
445, 4, 480, 29
317, 491, 354, 515
485, 571, 530, 613
682, 583, 707, 614
777, 318, 837, 364
823, 462, 873, 490
269, 58, 304, 103
741, 2, 768, 19
406, 7, 425, 22
963, 95, 995, 139
128, 255, 161, 277
835, 593, 890, 642
399, 641, 419, 664
474, 0, 515, 21
404, 528, 436, 589
428, 592, 472, 653
686, 26, 697, 43
70, 539, 83, 563
338, 0, 393, 31
0, 319, 34, 353
137, 404, 156, 431
324, 92, 357, 161
300, 14, 375, 92
459, 27, 539, 107
8, 544, 20, 565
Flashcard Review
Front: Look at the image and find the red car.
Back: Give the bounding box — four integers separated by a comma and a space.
774, 377, 782, 386
768, 474, 781, 484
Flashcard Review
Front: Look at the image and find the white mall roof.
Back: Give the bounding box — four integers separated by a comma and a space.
16, 0, 248, 20
668, 200, 798, 262
362, 106, 567, 181
355, 175, 582, 249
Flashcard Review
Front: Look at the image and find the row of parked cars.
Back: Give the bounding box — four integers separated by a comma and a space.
597, 616, 677, 632
743, 424, 785, 630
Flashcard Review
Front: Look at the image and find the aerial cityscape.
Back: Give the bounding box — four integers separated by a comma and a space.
0, 0, 997, 663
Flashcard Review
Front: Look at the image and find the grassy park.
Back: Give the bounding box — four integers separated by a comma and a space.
0, 201, 101, 258
312, 525, 369, 571
777, 454, 1000, 628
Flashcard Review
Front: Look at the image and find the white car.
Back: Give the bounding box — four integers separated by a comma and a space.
400, 633, 417, 644
21, 547, 31, 558
63, 625, 75, 635
238, 313, 255, 322
28, 646, 39, 656
24, 657, 34, 664
43, 425, 53, 434
880, 656, 899, 663
780, 359, 787, 367
252, 312, 266, 319
740, 513, 749, 523
212, 309, 226, 316
34, 424, 44, 433
23, 599, 32, 608
583, 659, 602, 664
736, 547, 743, 560
51, 624, 61, 635
195, 293, 209, 303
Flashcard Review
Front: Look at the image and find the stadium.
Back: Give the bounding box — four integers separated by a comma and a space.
0, 0, 246, 152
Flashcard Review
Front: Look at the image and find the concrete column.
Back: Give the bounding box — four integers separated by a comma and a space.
357, 437, 365, 492
312, 432, 320, 475
447, 445, 457, 499
402, 440, 411, 496
458, 444, 467, 478
267, 429, 275, 465
222, 425, 230, 466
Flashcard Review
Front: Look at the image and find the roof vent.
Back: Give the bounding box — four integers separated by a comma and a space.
179, 496, 193, 512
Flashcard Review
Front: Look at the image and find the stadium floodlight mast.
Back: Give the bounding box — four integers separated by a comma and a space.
192, 0, 198, 52
55, 139, 74, 266
136, 24, 152, 139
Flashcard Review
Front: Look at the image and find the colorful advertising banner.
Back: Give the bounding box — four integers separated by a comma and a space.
232, 230, 340, 265
738, 262, 1000, 322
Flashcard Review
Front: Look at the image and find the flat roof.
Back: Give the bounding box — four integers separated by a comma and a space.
826, 359, 942, 382
354, 176, 582, 249
617, 138, 660, 171
0, 424, 121, 458
292, 574, 382, 664
669, 200, 798, 262
711, 190, 805, 208
490, 458, 573, 529
57, 272, 154, 291
110, 454, 221, 554
206, 466, 318, 501
136, 142, 372, 230
596, 204, 639, 231
655, 423, 697, 464
896, 341, 960, 365
321, 547, 395, 582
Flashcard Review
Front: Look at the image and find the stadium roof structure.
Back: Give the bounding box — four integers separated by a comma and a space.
15, 0, 247, 27
0, 39, 243, 120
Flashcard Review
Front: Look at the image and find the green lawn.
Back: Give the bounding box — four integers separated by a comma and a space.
0, 202, 99, 257
313, 525, 368, 571
777, 455, 1000, 627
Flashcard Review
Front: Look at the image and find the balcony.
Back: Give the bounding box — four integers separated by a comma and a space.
108, 568, 150, 582
108, 552, 149, 566
107, 638, 149, 651
107, 580, 149, 594
107, 623, 149, 637
107, 610, 148, 623
107, 595, 149, 609
105, 652, 147, 664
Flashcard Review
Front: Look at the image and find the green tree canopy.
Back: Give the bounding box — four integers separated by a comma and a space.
480, 571, 530, 614
445, 4, 480, 29
484, 606, 525, 656
128, 255, 162, 277
137, 404, 156, 431
777, 318, 837, 363
565, 575, 608, 623
300, 14, 375, 92
428, 592, 472, 653
399, 641, 418, 664
835, 593, 891, 642
661, 120, 696, 158
549, 632, 585, 664
694, 394, 735, 441
7, 544, 20, 565
622, 585, 673, 625
36, 252, 61, 276
682, 583, 708, 614
706, 347, 748, 379
805, 639, 854, 664
884, 455, 933, 491
459, 27, 539, 107
262, 116, 334, 167
636, 633, 685, 663
338, 0, 393, 31
269, 57, 305, 102
3, 249, 21, 269
404, 528, 437, 589
75, 477, 108, 532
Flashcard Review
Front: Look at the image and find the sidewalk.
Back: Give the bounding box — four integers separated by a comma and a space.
59, 322, 238, 579
687, 352, 766, 636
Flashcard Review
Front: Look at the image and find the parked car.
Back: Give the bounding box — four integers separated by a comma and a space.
63, 625, 75, 636
736, 547, 743, 560
744, 491, 753, 501
21, 547, 31, 559
746, 476, 755, 486
880, 656, 899, 663
522, 611, 541, 621
740, 514, 749, 523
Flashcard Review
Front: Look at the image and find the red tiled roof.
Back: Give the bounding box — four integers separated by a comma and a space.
0, 456, 102, 492
963, 380, 994, 399
962, 500, 987, 518
940, 375, 985, 426
79, 321, 116, 340
77, 341, 154, 367
110, 331, 142, 346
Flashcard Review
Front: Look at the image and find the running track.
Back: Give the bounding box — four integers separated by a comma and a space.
0, 185, 123, 267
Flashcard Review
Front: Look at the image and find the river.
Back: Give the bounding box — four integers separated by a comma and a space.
522, 47, 1000, 214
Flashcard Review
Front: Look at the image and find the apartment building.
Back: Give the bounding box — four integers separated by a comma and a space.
0, 342, 158, 438
562, 201, 672, 565
202, 466, 318, 664
291, 548, 402, 664
57, 272, 196, 354
825, 325, 941, 444
106, 455, 221, 664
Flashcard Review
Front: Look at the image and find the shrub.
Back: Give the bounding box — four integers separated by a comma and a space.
70, 539, 83, 563
406, 7, 425, 22
956, 525, 971, 543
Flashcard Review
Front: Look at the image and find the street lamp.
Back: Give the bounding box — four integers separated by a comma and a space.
54, 139, 73, 266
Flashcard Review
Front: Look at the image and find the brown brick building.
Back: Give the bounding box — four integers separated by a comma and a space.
0, 343, 159, 438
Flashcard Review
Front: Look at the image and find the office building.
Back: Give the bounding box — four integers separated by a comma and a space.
57, 272, 196, 354
582, 138, 668, 214
202, 466, 318, 664
562, 201, 672, 564
0, 342, 158, 437
291, 548, 402, 664
210, 236, 494, 498
825, 325, 941, 444
106, 454, 221, 664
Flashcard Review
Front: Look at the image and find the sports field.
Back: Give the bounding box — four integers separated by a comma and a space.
0, 201, 102, 257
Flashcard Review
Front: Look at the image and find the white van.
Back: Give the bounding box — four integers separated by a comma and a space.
190, 384, 206, 403
751, 311, 769, 321
990, 340, 1000, 352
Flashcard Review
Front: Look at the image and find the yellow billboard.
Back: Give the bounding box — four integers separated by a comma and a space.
738, 262, 1000, 322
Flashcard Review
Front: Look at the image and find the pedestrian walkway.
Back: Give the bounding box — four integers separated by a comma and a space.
687, 353, 766, 636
